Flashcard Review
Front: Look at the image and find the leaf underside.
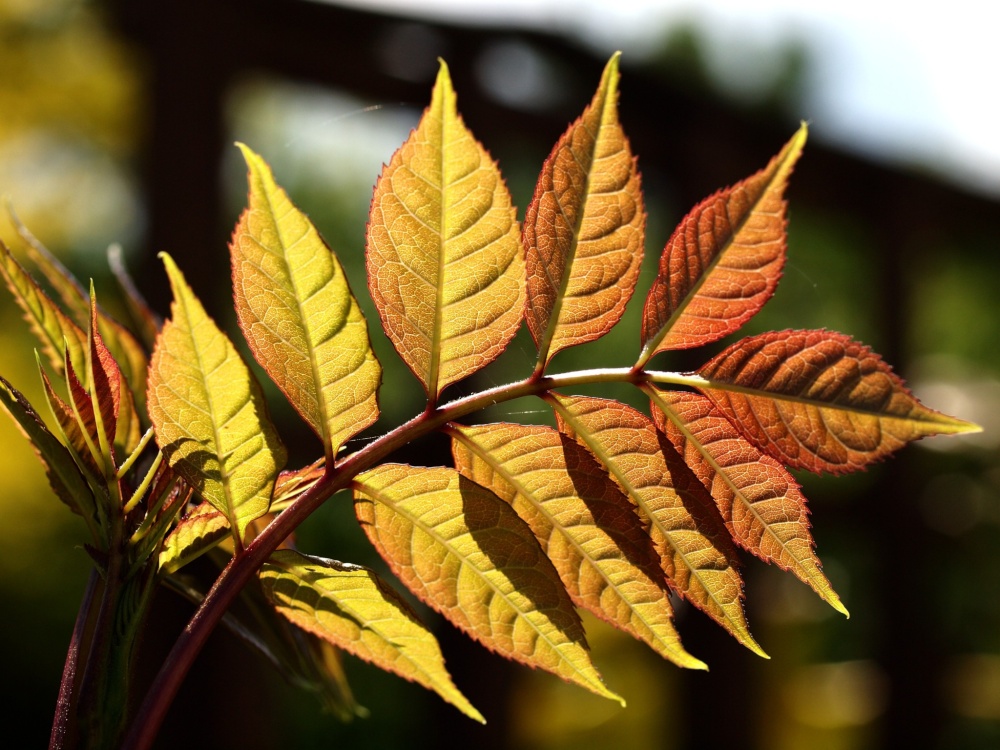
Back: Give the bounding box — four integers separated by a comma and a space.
547, 394, 765, 657
650, 389, 846, 615
696, 329, 981, 474
451, 422, 705, 669
639, 125, 806, 359
0, 239, 88, 379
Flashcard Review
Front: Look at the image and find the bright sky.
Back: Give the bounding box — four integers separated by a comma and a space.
332, 0, 1000, 196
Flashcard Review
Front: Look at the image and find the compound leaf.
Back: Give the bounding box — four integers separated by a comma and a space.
524, 52, 644, 368
353, 463, 623, 704
260, 549, 484, 723
451, 422, 704, 669
696, 330, 981, 474
147, 253, 286, 544
367, 61, 524, 402
638, 126, 806, 362
232, 144, 381, 462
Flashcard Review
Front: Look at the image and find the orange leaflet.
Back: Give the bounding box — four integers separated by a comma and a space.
696, 329, 981, 474
524, 52, 644, 369
651, 390, 846, 615
548, 394, 765, 656
638, 126, 806, 363
451, 422, 704, 669
366, 62, 523, 402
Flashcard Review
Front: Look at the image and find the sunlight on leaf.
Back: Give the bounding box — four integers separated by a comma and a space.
366, 61, 524, 402
696, 330, 982, 474
147, 253, 286, 544
0, 375, 99, 539
260, 549, 485, 723
524, 52, 644, 369
0, 238, 87, 379
232, 144, 381, 462
639, 125, 806, 362
87, 290, 124, 471
650, 389, 846, 615
548, 394, 766, 657
158, 501, 228, 574
450, 422, 705, 669
354, 463, 624, 704
7, 215, 151, 426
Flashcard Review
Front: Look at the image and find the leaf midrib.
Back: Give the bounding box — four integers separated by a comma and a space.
255, 174, 334, 454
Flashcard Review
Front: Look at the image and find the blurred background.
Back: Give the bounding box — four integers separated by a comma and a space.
1, 0, 998, 748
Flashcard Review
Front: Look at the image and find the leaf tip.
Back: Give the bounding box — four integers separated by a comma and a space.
947, 417, 983, 435
684, 655, 710, 672
234, 141, 266, 175
434, 57, 454, 92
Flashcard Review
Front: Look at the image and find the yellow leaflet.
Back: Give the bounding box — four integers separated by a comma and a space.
549, 394, 767, 658
261, 549, 484, 723
354, 463, 624, 704
232, 145, 380, 462
366, 61, 524, 401
452, 423, 706, 669
147, 253, 286, 544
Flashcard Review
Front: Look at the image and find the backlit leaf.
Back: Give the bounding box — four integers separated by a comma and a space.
0, 375, 98, 534
87, 291, 123, 470
9, 205, 89, 326
12, 220, 152, 439
366, 61, 524, 401
158, 501, 229, 574
232, 144, 381, 461
260, 549, 484, 723
650, 390, 846, 615
10, 218, 151, 426
271, 458, 326, 511
48, 350, 104, 478
524, 52, 644, 368
147, 253, 286, 543
0, 239, 87, 378
548, 394, 764, 656
638, 126, 806, 362
450, 422, 705, 669
353, 463, 623, 704
696, 330, 981, 474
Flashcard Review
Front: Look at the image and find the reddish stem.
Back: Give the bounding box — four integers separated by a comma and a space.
49, 569, 98, 750
121, 367, 648, 749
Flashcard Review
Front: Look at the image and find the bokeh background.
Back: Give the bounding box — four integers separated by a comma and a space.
1, 1, 998, 748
